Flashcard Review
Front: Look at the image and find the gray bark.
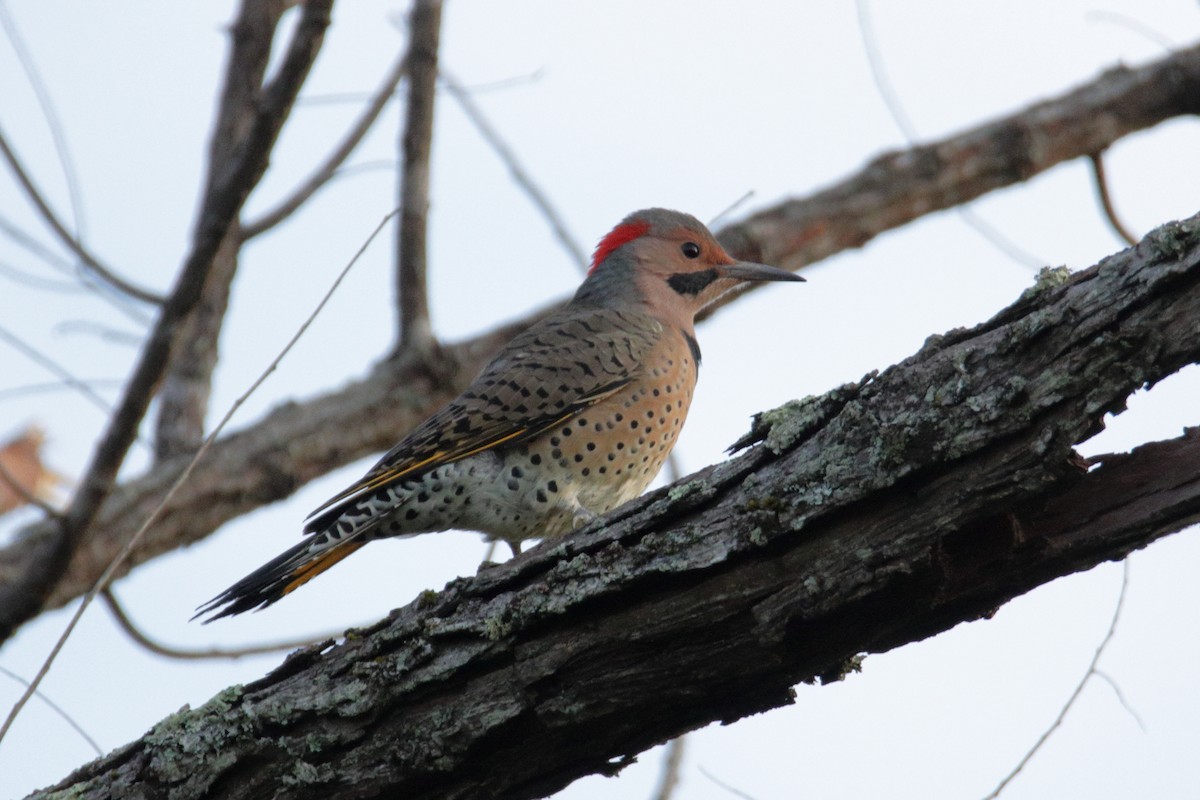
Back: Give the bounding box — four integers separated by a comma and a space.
33, 214, 1200, 799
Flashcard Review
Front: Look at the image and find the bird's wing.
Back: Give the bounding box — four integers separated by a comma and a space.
304, 308, 662, 534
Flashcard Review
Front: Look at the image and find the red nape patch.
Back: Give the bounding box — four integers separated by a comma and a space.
589, 221, 651, 274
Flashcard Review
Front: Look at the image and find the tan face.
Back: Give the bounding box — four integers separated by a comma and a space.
630, 225, 744, 314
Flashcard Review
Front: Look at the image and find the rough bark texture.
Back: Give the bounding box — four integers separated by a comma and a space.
32, 214, 1200, 800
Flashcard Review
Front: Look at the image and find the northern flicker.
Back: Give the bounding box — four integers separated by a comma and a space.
197, 208, 803, 620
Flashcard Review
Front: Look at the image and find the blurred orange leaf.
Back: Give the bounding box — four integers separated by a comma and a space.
0, 425, 60, 516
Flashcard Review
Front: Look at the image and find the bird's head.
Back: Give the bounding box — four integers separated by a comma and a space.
577, 208, 803, 325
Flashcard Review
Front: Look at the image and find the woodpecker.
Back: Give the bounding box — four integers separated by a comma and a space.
197, 208, 803, 620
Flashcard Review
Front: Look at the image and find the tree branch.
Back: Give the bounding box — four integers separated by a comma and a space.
395, 0, 442, 354
241, 44, 409, 240
153, 232, 241, 460
706, 40, 1200, 317
0, 0, 334, 643
2, 43, 1199, 639
0, 124, 164, 305
440, 67, 587, 270
34, 212, 1200, 799
153, 0, 287, 461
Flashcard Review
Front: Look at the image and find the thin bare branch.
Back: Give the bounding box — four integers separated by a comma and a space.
981, 560, 1131, 799
395, 0, 442, 353
0, 124, 162, 305
0, 379, 122, 403
0, 258, 85, 292
242, 46, 408, 240
1085, 11, 1176, 51
1089, 151, 1139, 246
441, 67, 588, 270
1092, 669, 1147, 732
853, 0, 1044, 270
651, 737, 687, 800
101, 588, 336, 660
698, 766, 759, 800
0, 0, 334, 658
0, 2, 86, 239
0, 196, 384, 747
0, 664, 102, 757
0, 322, 116, 416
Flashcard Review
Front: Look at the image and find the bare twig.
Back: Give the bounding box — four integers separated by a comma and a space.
101, 588, 337, 660
242, 44, 409, 240
708, 191, 756, 230
1088, 152, 1138, 246
853, 0, 1044, 270
0, 199, 387, 747
1093, 669, 1147, 732
650, 737, 687, 800
0, 379, 122, 403
395, 0, 442, 353
698, 766, 759, 800
0, 322, 116, 416
441, 67, 588, 270
0, 2, 86, 239
0, 664, 102, 757
0, 124, 162, 304
981, 560, 1131, 799
0, 258, 85, 292
1085, 11, 1175, 51
0, 0, 334, 669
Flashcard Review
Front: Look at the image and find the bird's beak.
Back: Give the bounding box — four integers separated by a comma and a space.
720, 261, 805, 283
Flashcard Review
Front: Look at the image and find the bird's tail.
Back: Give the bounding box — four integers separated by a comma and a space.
193, 533, 365, 623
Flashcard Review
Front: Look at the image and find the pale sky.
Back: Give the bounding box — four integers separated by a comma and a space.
2, 2, 1200, 798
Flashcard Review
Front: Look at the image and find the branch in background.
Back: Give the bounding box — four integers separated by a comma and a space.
1088, 152, 1139, 246
0, 322, 116, 417
706, 41, 1200, 320
0, 3, 87, 242
0, 0, 334, 644
440, 67, 588, 270
0, 125, 163, 305
3, 42, 1199, 636
394, 0, 442, 354
651, 737, 687, 800
0, 664, 102, 758
153, 233, 241, 460
242, 45, 408, 240
981, 561, 1131, 800
153, 0, 293, 460
101, 588, 335, 661
854, 0, 1044, 270
33, 214, 1200, 799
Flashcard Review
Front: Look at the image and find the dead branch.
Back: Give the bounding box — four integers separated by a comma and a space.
395, 0, 442, 354
0, 125, 162, 305
1088, 151, 1139, 246
241, 45, 409, 240
33, 211, 1200, 800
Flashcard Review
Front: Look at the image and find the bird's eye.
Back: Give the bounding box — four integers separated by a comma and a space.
681, 242, 701, 259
